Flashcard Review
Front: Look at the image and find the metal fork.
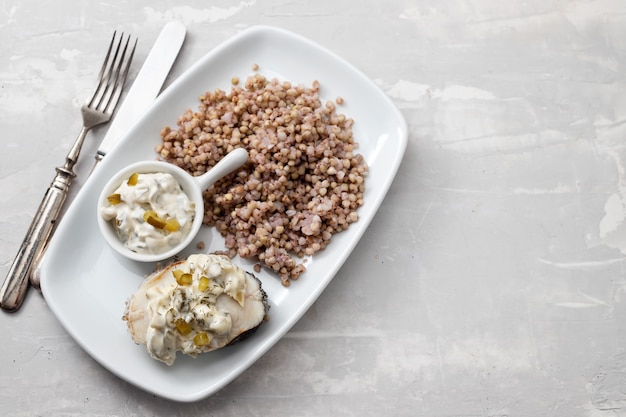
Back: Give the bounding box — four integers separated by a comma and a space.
0, 32, 137, 312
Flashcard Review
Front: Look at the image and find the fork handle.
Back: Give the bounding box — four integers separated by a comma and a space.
0, 168, 74, 312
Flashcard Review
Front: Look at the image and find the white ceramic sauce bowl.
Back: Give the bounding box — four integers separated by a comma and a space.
96, 148, 249, 262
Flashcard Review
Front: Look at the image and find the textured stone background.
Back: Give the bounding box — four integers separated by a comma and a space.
2, 0, 626, 415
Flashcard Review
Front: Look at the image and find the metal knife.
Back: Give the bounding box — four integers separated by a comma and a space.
94, 21, 186, 167
28, 21, 186, 292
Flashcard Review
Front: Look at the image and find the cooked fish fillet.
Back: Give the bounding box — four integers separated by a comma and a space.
124, 253, 269, 365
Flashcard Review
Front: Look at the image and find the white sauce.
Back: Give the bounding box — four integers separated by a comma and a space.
100, 172, 195, 255
144, 254, 250, 365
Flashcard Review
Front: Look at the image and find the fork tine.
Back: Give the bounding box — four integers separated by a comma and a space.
96, 33, 125, 108
94, 32, 129, 111
103, 36, 137, 115
86, 31, 120, 108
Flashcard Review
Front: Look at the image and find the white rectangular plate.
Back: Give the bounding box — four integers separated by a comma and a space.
40, 25, 408, 402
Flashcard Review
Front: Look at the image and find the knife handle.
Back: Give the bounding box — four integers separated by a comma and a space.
88, 151, 105, 176
0, 168, 73, 311
29, 252, 45, 290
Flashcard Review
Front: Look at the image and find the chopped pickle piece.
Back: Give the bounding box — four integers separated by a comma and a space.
143, 210, 156, 221
172, 270, 192, 285
165, 218, 180, 232
174, 318, 192, 336
193, 332, 211, 346
147, 216, 167, 229
179, 273, 192, 285
143, 211, 167, 229
127, 172, 139, 186
107, 193, 122, 205
198, 276, 210, 292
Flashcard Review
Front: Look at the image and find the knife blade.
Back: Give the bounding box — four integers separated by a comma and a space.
29, 21, 186, 291
94, 21, 186, 164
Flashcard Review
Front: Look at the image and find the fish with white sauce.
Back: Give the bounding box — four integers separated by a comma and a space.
123, 253, 270, 365
100, 172, 195, 255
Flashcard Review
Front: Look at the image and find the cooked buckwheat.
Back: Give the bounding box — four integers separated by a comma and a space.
156, 74, 367, 285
